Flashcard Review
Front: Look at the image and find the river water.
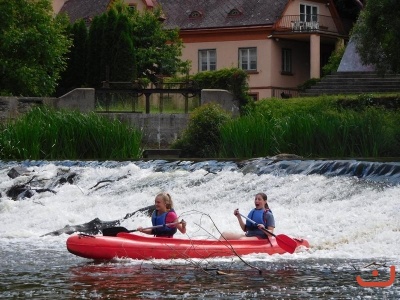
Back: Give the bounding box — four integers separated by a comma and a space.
0, 159, 399, 299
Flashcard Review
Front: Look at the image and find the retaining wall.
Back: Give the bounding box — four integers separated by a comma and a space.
0, 88, 236, 146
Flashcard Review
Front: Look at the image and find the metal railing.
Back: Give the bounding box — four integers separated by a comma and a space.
272, 87, 299, 99
274, 15, 346, 35
95, 80, 201, 114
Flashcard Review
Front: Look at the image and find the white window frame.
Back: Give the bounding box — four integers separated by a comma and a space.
239, 47, 257, 71
282, 48, 292, 73
198, 49, 216, 71
300, 4, 318, 22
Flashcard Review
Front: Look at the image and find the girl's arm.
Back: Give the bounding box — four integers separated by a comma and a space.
234, 209, 246, 232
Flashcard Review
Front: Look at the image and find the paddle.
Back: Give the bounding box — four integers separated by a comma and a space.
239, 213, 298, 254
102, 222, 180, 236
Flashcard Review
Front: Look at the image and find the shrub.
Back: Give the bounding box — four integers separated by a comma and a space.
169, 67, 252, 111
171, 103, 230, 157
297, 78, 321, 91
322, 46, 345, 76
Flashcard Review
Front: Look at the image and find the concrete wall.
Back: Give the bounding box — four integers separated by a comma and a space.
44, 88, 95, 113
0, 88, 236, 147
201, 89, 239, 116
102, 113, 190, 147
0, 89, 95, 123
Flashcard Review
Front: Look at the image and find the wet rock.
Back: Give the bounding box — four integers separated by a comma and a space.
269, 153, 303, 160
41, 205, 156, 236
7, 166, 31, 179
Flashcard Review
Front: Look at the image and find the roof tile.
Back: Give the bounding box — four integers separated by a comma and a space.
59, 0, 111, 23
157, 0, 288, 29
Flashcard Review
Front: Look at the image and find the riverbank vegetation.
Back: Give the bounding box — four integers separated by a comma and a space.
175, 94, 400, 159
0, 106, 142, 160
1, 94, 399, 160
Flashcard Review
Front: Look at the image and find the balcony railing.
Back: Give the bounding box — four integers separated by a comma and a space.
274, 15, 346, 35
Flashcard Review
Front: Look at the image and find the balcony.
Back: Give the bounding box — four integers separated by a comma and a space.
291, 20, 319, 31
274, 15, 347, 36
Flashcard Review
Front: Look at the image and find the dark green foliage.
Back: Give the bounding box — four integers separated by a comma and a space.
111, 15, 135, 81
132, 8, 185, 81
297, 78, 321, 91
337, 94, 400, 110
86, 16, 105, 87
0, 0, 72, 96
171, 103, 230, 158
101, 8, 119, 82
333, 0, 361, 20
61, 2, 184, 90
57, 19, 88, 96
322, 47, 345, 76
0, 106, 142, 160
192, 68, 251, 108
352, 0, 400, 74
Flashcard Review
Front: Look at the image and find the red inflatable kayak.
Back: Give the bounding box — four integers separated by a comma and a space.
66, 232, 309, 260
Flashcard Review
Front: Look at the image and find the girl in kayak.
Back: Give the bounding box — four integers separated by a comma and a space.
138, 192, 186, 237
220, 192, 275, 240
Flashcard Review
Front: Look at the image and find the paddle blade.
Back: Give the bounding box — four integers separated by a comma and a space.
102, 226, 130, 236
275, 234, 298, 254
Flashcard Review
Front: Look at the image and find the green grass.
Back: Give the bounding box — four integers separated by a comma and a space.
0, 106, 142, 160
95, 94, 200, 113
219, 95, 400, 159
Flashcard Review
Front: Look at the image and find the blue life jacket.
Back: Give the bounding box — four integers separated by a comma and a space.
245, 208, 274, 238
151, 209, 177, 237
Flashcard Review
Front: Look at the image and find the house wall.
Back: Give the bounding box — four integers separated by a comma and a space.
52, 0, 345, 100
52, 0, 66, 14
178, 0, 339, 100
182, 34, 313, 100
182, 39, 273, 100
285, 0, 332, 16
128, 0, 153, 11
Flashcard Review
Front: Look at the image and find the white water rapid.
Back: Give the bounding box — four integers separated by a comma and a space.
0, 160, 399, 263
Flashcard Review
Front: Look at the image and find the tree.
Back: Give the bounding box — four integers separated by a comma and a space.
86, 15, 106, 87
0, 0, 71, 96
352, 0, 400, 73
131, 8, 184, 82
57, 19, 88, 96
333, 0, 362, 20
63, 1, 184, 89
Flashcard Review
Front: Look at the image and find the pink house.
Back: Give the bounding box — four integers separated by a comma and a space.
54, 0, 348, 99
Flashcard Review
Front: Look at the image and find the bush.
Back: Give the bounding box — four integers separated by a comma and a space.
169, 67, 252, 111
192, 68, 250, 109
297, 78, 321, 91
171, 103, 230, 157
322, 46, 345, 76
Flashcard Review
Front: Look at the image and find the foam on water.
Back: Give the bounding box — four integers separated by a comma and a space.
0, 161, 399, 264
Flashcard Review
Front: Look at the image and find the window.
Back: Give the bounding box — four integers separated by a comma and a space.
300, 4, 318, 22
239, 47, 257, 71
189, 11, 202, 18
228, 8, 242, 17
198, 49, 216, 71
248, 93, 259, 101
282, 48, 292, 74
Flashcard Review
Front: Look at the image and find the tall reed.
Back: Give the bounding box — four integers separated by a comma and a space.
220, 98, 400, 159
0, 106, 142, 160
